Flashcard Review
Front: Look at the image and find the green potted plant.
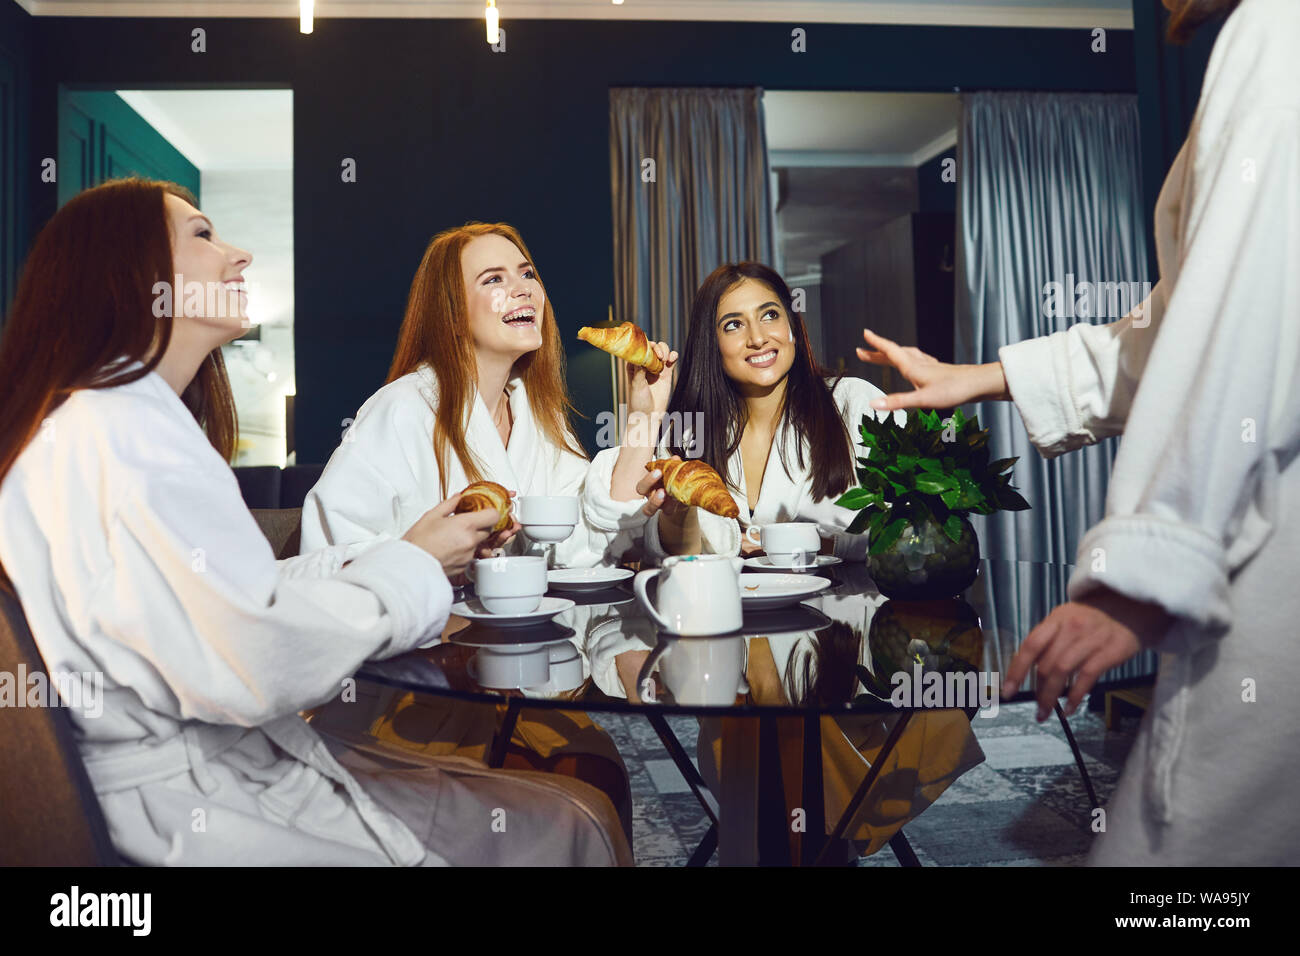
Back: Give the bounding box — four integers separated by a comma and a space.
834, 407, 1030, 600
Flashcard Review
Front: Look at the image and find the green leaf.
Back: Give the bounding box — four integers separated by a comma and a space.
869, 516, 909, 555
915, 473, 956, 495
989, 457, 1017, 475
940, 488, 960, 510
996, 487, 1032, 511
942, 514, 965, 543
836, 487, 875, 510
916, 457, 942, 475
845, 509, 873, 535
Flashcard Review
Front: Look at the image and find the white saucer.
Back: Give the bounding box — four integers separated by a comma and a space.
547, 568, 634, 592
743, 555, 842, 573
739, 573, 832, 609
451, 596, 576, 627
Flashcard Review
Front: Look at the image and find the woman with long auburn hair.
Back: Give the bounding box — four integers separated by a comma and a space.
299, 223, 676, 845
300, 221, 676, 567
613, 261, 902, 562
0, 179, 630, 866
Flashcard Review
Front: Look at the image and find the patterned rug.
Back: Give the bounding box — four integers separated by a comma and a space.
601, 698, 1142, 866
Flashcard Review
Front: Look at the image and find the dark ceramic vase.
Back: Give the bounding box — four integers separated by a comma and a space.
866, 512, 980, 600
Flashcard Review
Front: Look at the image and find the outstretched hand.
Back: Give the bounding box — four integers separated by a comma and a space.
1002, 586, 1171, 721
856, 328, 1010, 412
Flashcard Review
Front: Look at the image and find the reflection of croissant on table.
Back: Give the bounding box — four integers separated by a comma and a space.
577, 321, 665, 374
454, 480, 513, 532
646, 458, 740, 519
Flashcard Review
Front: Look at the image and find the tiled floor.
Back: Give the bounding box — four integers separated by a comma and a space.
601, 698, 1142, 866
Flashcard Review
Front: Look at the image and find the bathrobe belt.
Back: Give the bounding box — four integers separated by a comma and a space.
81, 717, 429, 867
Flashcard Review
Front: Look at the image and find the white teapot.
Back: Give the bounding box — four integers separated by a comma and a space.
632, 554, 745, 636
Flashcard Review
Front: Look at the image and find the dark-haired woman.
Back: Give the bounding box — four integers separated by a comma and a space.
0, 179, 629, 865
613, 261, 902, 561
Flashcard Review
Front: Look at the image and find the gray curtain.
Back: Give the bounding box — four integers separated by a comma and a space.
609, 88, 775, 346
956, 91, 1149, 566
956, 92, 1157, 681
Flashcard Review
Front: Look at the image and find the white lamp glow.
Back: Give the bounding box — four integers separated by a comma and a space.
300, 0, 313, 34
486, 1, 499, 45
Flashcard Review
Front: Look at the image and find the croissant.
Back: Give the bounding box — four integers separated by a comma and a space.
454, 480, 513, 532
646, 458, 739, 519
577, 321, 664, 374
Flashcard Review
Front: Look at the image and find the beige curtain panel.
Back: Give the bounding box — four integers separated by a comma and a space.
609, 87, 775, 348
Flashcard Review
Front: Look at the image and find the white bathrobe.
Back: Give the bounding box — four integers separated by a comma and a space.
0, 370, 626, 866
997, 0, 1300, 865
300, 364, 647, 567
623, 376, 903, 563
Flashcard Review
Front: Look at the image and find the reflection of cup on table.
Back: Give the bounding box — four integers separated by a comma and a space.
469, 645, 550, 688
469, 555, 546, 614
517, 495, 578, 543
745, 522, 820, 569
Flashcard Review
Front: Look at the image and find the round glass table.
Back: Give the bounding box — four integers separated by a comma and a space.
350, 559, 1156, 866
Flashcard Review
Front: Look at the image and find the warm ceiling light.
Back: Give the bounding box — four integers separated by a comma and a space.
486, 1, 499, 45
613, 1, 625, 5
300, 0, 313, 34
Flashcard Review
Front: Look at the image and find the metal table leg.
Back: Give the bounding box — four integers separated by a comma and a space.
1054, 701, 1101, 810
487, 697, 524, 769
814, 709, 914, 867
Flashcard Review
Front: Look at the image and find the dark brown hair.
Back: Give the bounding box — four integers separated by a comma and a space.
0, 177, 238, 585
1167, 0, 1241, 44
664, 262, 855, 502
387, 221, 586, 499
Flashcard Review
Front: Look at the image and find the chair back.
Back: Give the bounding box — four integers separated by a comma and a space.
251, 508, 302, 559
0, 589, 120, 865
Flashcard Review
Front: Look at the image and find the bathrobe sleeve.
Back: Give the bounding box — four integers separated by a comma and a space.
92, 462, 453, 728
1036, 106, 1299, 635
998, 282, 1166, 459
299, 384, 425, 552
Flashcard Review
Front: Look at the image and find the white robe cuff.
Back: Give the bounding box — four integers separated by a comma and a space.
999, 333, 1086, 460
581, 447, 652, 533
334, 539, 453, 654
1067, 515, 1231, 640
644, 509, 742, 564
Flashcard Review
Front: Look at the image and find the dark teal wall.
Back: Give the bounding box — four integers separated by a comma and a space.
16, 10, 1136, 462
57, 90, 201, 207
0, 0, 32, 323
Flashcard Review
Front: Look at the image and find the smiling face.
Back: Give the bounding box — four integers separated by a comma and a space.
461, 232, 545, 362
714, 277, 797, 392
164, 192, 252, 340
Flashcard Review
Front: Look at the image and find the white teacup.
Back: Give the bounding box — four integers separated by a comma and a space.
469, 555, 547, 614
517, 495, 579, 543
469, 646, 550, 688
745, 522, 821, 569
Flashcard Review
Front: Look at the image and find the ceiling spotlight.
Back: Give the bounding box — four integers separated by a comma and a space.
486, 1, 499, 45
300, 0, 313, 35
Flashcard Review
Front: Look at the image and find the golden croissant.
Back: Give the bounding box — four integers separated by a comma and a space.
577, 321, 664, 375
454, 480, 513, 532
646, 458, 739, 519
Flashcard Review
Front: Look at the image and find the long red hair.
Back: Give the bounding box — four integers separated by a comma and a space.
387, 222, 585, 498
0, 177, 238, 587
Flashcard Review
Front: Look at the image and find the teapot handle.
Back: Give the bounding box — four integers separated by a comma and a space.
634, 639, 670, 704
632, 569, 673, 632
